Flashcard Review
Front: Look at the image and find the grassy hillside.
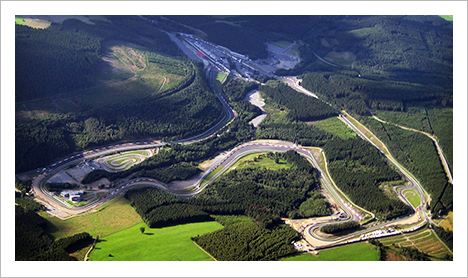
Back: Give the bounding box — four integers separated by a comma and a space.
90, 221, 223, 261
40, 197, 142, 239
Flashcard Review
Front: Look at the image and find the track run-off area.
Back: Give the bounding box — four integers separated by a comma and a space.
27, 37, 435, 250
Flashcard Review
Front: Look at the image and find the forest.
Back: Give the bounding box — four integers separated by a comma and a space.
373, 108, 453, 172
357, 116, 452, 216
192, 219, 299, 261
295, 15, 452, 116
256, 91, 408, 220
320, 221, 360, 234
80, 78, 262, 184
16, 60, 224, 173
124, 151, 325, 229
15, 205, 94, 260
259, 82, 338, 122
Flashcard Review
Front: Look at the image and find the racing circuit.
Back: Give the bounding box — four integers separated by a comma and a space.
26, 31, 432, 250
96, 149, 156, 172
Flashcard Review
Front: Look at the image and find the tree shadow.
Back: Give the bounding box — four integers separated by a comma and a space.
144, 233, 154, 235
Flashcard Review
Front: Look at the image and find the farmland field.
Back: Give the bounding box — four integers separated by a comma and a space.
433, 211, 453, 231
378, 228, 452, 260
90, 221, 223, 261
281, 242, 379, 261
40, 196, 142, 239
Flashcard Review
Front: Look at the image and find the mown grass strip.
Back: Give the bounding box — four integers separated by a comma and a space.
201, 165, 224, 186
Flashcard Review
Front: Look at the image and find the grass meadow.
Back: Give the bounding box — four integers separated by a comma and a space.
41, 196, 142, 239
229, 152, 292, 172
15, 17, 25, 25
90, 221, 223, 261
282, 242, 379, 261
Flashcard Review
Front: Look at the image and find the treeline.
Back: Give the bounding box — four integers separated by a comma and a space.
46, 182, 77, 192
260, 82, 338, 121
15, 206, 93, 260
258, 120, 334, 147
82, 162, 199, 185
426, 108, 453, 172
15, 178, 31, 195
221, 78, 258, 103
397, 246, 430, 261
221, 78, 263, 123
320, 221, 360, 234
192, 220, 299, 261
15, 191, 43, 211
124, 151, 323, 228
144, 203, 213, 228
357, 116, 452, 215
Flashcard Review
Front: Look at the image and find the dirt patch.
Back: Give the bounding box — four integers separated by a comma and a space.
385, 250, 404, 261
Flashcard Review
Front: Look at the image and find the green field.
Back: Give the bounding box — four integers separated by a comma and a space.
15, 17, 25, 25
282, 242, 378, 261
229, 152, 292, 172
214, 72, 228, 93
40, 197, 142, 239
90, 221, 223, 261
439, 15, 453, 21
403, 189, 421, 208
312, 117, 356, 140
